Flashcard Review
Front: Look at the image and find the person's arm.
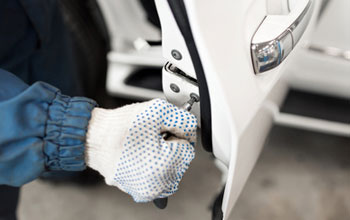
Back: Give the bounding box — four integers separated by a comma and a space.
0, 69, 96, 186
0, 69, 198, 202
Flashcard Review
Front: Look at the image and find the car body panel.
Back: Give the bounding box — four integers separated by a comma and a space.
157, 0, 321, 219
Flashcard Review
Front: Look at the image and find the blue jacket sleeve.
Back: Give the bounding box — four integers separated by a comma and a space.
0, 69, 97, 186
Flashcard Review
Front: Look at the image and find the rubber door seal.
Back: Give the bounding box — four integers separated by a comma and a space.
167, 0, 213, 152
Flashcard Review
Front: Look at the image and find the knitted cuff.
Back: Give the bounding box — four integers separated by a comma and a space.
84, 103, 142, 178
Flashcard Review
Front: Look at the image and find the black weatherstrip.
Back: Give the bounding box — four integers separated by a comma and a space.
167, 0, 213, 152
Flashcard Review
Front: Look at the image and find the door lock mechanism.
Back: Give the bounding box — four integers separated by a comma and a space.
162, 62, 201, 126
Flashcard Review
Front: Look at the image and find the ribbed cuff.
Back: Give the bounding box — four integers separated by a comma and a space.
44, 92, 97, 171
85, 105, 138, 177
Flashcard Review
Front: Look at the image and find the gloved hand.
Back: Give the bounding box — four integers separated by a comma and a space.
85, 99, 197, 202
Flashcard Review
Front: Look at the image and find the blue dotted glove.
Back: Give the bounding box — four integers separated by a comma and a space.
85, 99, 197, 202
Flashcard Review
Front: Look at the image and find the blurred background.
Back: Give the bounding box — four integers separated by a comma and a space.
11, 0, 350, 219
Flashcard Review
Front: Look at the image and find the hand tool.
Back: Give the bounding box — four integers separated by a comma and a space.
153, 93, 200, 209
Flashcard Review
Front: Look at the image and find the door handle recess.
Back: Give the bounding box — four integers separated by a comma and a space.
251, 0, 313, 74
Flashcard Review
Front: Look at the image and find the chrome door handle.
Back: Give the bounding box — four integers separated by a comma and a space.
251, 0, 313, 74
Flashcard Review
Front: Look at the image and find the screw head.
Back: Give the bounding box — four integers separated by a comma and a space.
170, 83, 180, 93
171, 50, 182, 60
190, 93, 200, 102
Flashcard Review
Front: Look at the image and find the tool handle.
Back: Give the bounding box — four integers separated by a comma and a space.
153, 198, 168, 209
162, 132, 171, 139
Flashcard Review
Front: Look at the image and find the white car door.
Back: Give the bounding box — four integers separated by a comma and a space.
155, 0, 321, 219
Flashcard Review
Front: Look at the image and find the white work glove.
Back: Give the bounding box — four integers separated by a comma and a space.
85, 99, 197, 202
